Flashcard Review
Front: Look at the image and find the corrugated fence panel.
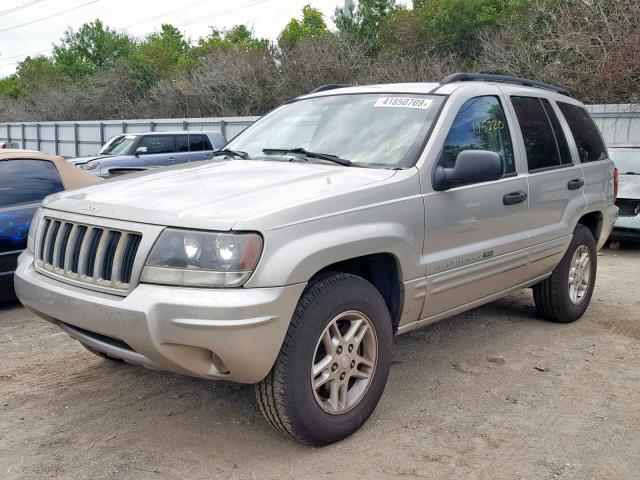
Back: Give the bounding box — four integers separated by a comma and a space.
587, 104, 640, 144
3, 107, 636, 156
0, 116, 260, 157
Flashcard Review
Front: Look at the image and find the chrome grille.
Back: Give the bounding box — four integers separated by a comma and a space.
35, 217, 142, 290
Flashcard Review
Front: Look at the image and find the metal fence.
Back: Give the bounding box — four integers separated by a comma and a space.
0, 116, 260, 158
1, 104, 639, 157
588, 104, 640, 145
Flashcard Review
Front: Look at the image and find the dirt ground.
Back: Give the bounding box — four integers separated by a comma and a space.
1, 245, 639, 480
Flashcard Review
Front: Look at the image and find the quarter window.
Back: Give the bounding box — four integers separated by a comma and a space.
0, 159, 64, 207
440, 96, 515, 175
138, 135, 175, 154
511, 96, 573, 171
557, 102, 608, 163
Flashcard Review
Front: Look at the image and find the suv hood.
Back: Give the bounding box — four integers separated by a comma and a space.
619, 174, 640, 199
43, 160, 397, 231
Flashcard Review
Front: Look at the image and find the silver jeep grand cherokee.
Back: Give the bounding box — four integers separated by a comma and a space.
15, 74, 618, 445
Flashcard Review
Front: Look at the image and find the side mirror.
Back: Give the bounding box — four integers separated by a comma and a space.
433, 150, 503, 191
135, 146, 148, 156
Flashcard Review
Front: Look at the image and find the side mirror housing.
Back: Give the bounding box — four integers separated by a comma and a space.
135, 146, 148, 156
433, 150, 503, 191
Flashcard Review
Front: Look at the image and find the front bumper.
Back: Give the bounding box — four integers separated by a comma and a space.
14, 251, 306, 383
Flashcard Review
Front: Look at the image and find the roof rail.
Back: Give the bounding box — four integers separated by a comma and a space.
309, 83, 353, 94
440, 73, 572, 97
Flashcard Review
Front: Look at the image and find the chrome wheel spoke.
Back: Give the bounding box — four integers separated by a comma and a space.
310, 310, 378, 415
568, 245, 591, 305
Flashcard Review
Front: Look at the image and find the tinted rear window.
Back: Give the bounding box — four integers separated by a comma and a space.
0, 159, 64, 207
557, 102, 608, 163
512, 96, 572, 171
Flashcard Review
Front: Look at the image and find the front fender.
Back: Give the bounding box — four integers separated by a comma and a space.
246, 197, 425, 288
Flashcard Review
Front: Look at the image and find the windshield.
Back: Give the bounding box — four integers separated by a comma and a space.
226, 93, 444, 168
609, 148, 640, 174
99, 134, 138, 155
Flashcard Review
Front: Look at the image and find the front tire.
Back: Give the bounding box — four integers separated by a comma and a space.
255, 273, 392, 446
533, 224, 597, 323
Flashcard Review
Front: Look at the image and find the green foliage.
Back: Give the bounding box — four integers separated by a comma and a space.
192, 25, 268, 57
334, 0, 403, 54
53, 19, 137, 80
139, 24, 194, 76
414, 0, 530, 54
279, 5, 331, 50
0, 75, 23, 99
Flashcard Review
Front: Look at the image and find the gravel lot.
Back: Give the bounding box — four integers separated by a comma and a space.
1, 245, 639, 480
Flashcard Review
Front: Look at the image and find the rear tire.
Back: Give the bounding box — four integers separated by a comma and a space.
533, 224, 596, 323
255, 273, 392, 446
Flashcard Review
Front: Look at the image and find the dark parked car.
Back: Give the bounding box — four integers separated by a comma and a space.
70, 131, 227, 177
1, 150, 99, 300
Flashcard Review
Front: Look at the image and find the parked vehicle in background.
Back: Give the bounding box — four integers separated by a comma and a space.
1, 150, 99, 300
15, 74, 617, 445
608, 144, 640, 241
1, 141, 19, 149
70, 131, 227, 176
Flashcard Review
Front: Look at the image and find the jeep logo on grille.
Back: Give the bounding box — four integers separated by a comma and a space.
81, 201, 100, 214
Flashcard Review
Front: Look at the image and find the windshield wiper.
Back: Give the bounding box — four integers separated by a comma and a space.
212, 149, 249, 159
262, 147, 352, 167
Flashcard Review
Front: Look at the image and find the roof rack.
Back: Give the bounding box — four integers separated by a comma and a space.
440, 73, 572, 97
309, 84, 353, 94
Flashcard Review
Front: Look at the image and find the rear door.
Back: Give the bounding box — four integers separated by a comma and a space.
505, 93, 587, 280
176, 134, 214, 163
422, 92, 530, 318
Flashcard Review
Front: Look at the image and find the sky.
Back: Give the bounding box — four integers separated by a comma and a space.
0, 0, 354, 78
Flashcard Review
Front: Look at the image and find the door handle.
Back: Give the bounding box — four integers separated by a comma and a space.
568, 178, 585, 190
503, 191, 527, 205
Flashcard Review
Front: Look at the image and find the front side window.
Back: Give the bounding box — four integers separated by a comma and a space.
99, 135, 137, 155
0, 159, 64, 207
557, 102, 608, 163
226, 93, 444, 168
439, 96, 515, 175
176, 135, 212, 152
512, 96, 574, 171
138, 135, 175, 154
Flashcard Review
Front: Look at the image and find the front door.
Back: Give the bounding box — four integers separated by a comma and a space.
422, 94, 530, 318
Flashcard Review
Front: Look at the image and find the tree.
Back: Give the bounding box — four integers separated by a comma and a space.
192, 24, 268, 57
53, 19, 137, 80
278, 5, 331, 50
139, 24, 194, 77
414, 0, 530, 55
334, 0, 402, 54
0, 76, 23, 99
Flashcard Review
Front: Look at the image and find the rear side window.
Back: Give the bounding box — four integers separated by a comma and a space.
440, 96, 515, 175
138, 135, 175, 154
176, 135, 213, 152
557, 102, 608, 163
511, 96, 573, 171
0, 159, 64, 207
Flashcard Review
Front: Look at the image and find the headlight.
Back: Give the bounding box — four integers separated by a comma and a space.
141, 229, 263, 287
26, 208, 40, 254
81, 161, 100, 170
